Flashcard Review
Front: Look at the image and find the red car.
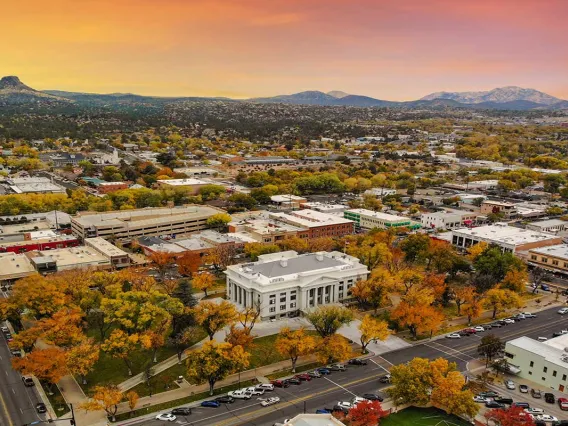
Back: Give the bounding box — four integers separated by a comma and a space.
295, 373, 312, 381
460, 328, 476, 335
270, 380, 290, 388
558, 397, 568, 411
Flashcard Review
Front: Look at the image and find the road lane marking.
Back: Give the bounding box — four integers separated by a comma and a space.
172, 372, 385, 426
369, 358, 390, 373
0, 385, 14, 426
324, 377, 357, 397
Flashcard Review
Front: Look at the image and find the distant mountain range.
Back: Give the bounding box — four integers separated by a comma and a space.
1, 76, 567, 111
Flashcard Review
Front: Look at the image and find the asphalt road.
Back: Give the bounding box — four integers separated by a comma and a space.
0, 329, 47, 426
130, 306, 568, 426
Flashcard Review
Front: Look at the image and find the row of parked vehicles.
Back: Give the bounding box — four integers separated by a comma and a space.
474, 384, 568, 425
155, 359, 370, 421
446, 312, 537, 339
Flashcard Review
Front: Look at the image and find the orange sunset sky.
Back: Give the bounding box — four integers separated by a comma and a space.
3, 0, 567, 100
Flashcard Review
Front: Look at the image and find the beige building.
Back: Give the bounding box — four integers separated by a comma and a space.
528, 244, 568, 274
156, 178, 212, 195
480, 200, 518, 218
71, 205, 225, 243
84, 237, 130, 268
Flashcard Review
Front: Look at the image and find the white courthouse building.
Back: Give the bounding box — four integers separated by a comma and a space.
225, 251, 369, 320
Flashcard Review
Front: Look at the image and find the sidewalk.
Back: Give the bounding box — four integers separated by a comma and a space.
118, 316, 312, 391
115, 355, 317, 415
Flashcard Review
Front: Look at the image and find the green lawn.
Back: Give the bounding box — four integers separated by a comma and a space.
382, 407, 471, 426
41, 381, 70, 417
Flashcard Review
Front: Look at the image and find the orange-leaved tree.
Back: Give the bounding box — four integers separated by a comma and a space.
80, 385, 123, 422
12, 347, 68, 393
66, 338, 100, 385
192, 272, 216, 297
275, 327, 316, 372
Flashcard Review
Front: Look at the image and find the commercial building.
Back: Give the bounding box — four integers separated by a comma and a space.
71, 205, 224, 242
4, 177, 66, 194
299, 202, 347, 214
282, 414, 346, 426
527, 244, 568, 274
450, 223, 562, 253
363, 188, 397, 198
480, 200, 518, 218
84, 237, 130, 268
344, 209, 419, 230
270, 195, 308, 210
156, 178, 212, 195
0, 252, 37, 283
137, 230, 243, 257
0, 234, 79, 253
225, 250, 369, 320
421, 209, 478, 230
31, 247, 111, 271
505, 335, 568, 393
96, 181, 129, 194
228, 218, 307, 244
173, 167, 220, 178
527, 219, 568, 235
270, 210, 354, 238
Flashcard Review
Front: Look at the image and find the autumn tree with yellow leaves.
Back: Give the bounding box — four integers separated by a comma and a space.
275, 327, 316, 372
80, 385, 123, 421
192, 272, 216, 297
186, 341, 249, 395
358, 315, 390, 353
193, 300, 238, 340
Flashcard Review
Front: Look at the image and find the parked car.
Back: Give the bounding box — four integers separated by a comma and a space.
155, 413, 176, 421
317, 368, 331, 375
495, 397, 513, 405
491, 322, 503, 328
526, 408, 545, 414
228, 390, 252, 399
446, 333, 461, 339
486, 401, 506, 409
532, 389, 543, 398
336, 401, 352, 409
557, 308, 568, 315
215, 396, 235, 404
22, 377, 34, 387
287, 377, 302, 385
512, 402, 530, 409
351, 397, 367, 406
348, 359, 367, 366
308, 371, 322, 379
261, 396, 281, 407
271, 380, 290, 388
553, 330, 568, 337
522, 312, 537, 318
316, 409, 331, 414
505, 379, 516, 390
545, 393, 556, 404
4, 333, 13, 342
295, 373, 311, 381
536, 414, 559, 422
171, 407, 192, 415
1, 326, 9, 333
244, 386, 265, 395
473, 326, 485, 332
461, 328, 477, 335
520, 385, 529, 393
473, 396, 489, 403
256, 383, 275, 391
10, 349, 22, 357
362, 393, 383, 402
36, 403, 47, 414
483, 324, 493, 330
515, 314, 527, 320
479, 391, 500, 398
379, 374, 391, 383
558, 397, 568, 411
201, 400, 221, 408
330, 405, 349, 415
503, 318, 516, 324
328, 364, 346, 372
541, 284, 551, 291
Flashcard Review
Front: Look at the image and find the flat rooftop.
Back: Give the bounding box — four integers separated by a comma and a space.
271, 195, 306, 203
234, 219, 305, 235
0, 253, 35, 277
529, 219, 567, 227
157, 178, 209, 186
73, 205, 221, 228
0, 234, 77, 249
453, 223, 560, 246
245, 252, 345, 279
85, 237, 128, 257
346, 209, 409, 222
530, 244, 568, 259
38, 247, 110, 268
271, 210, 353, 227
507, 336, 568, 369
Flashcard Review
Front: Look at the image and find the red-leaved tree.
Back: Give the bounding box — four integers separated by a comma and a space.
334, 400, 388, 426
484, 406, 535, 426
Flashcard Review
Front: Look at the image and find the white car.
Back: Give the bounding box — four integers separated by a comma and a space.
260, 396, 280, 407
536, 414, 558, 422
337, 401, 353, 409
352, 397, 367, 406
256, 383, 275, 391
522, 312, 537, 318
558, 308, 568, 315
156, 413, 176, 421
228, 390, 252, 399
474, 326, 485, 332
446, 333, 461, 339
473, 396, 489, 403
504, 379, 515, 390
503, 318, 515, 324
526, 407, 544, 414
245, 386, 265, 395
